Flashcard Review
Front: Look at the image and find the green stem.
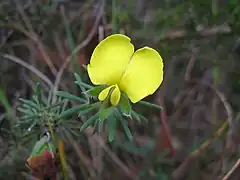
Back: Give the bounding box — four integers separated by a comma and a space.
112, 0, 119, 34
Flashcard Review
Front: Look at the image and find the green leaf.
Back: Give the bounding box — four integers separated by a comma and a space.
116, 112, 132, 141
19, 98, 39, 109
119, 93, 131, 116
0, 88, 11, 113
59, 104, 89, 118
60, 99, 69, 114
137, 113, 148, 123
19, 114, 41, 121
92, 120, 100, 135
56, 91, 86, 103
74, 71, 82, 83
30, 136, 56, 156
30, 136, 48, 156
17, 107, 34, 115
107, 115, 117, 142
80, 113, 99, 132
26, 119, 38, 133
74, 73, 91, 102
131, 110, 148, 123
112, 0, 119, 34
98, 107, 115, 121
32, 95, 40, 106
78, 102, 100, 116
139, 100, 162, 110
131, 110, 141, 123
43, 101, 63, 111
75, 81, 93, 89
35, 83, 42, 105
213, 65, 220, 85
84, 85, 108, 97
47, 89, 53, 106
156, 168, 169, 180
120, 139, 154, 156
22, 104, 36, 112
74, 73, 93, 89
211, 0, 218, 16
74, 73, 90, 87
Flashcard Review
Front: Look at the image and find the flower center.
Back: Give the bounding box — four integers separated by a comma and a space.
98, 85, 121, 106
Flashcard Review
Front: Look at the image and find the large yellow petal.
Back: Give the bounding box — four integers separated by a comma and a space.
119, 47, 164, 103
87, 34, 134, 85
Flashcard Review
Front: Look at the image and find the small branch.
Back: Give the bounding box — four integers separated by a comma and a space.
2, 54, 54, 89
157, 24, 232, 41
184, 48, 198, 82
64, 129, 96, 179
222, 158, 240, 180
14, 0, 58, 75
172, 81, 233, 179
85, 128, 137, 180
156, 97, 176, 156
172, 121, 228, 180
213, 88, 233, 129
52, 2, 104, 102
156, 57, 177, 156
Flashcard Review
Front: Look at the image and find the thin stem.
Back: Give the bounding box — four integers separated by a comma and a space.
2, 54, 53, 89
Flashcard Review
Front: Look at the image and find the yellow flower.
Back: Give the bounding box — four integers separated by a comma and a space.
87, 34, 164, 106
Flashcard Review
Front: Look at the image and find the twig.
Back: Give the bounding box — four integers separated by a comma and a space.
68, 0, 95, 24
53, 32, 67, 62
86, 128, 137, 180
172, 121, 228, 180
156, 97, 176, 156
155, 57, 177, 157
0, 29, 13, 48
213, 88, 233, 129
2, 54, 54, 89
184, 48, 198, 82
213, 87, 234, 176
172, 81, 233, 179
63, 129, 97, 179
152, 24, 232, 42
222, 158, 240, 180
14, 0, 58, 75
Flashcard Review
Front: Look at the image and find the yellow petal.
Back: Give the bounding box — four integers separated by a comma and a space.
98, 85, 121, 106
119, 47, 164, 103
87, 34, 134, 85
98, 85, 113, 101
110, 85, 121, 106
